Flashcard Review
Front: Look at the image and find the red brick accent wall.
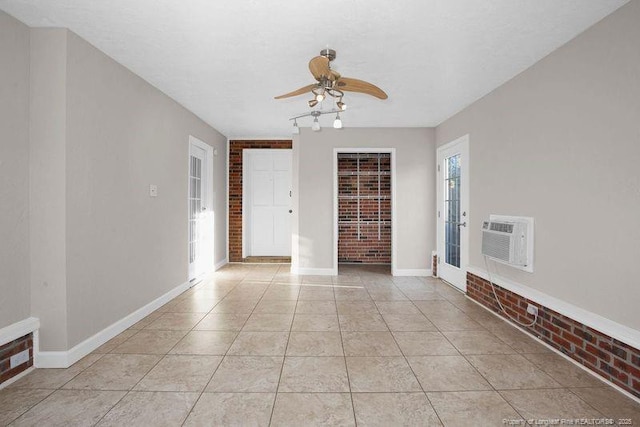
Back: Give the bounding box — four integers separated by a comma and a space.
229, 140, 292, 262
467, 272, 640, 398
0, 333, 33, 385
432, 254, 438, 277
338, 153, 391, 264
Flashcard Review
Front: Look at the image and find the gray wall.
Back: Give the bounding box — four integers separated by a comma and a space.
1, 12, 228, 351
29, 29, 69, 350
63, 32, 228, 348
0, 11, 30, 329
294, 128, 435, 272
436, 0, 640, 330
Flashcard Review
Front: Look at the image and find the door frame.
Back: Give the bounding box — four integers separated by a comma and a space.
333, 148, 397, 275
188, 135, 214, 281
436, 134, 470, 292
242, 148, 293, 258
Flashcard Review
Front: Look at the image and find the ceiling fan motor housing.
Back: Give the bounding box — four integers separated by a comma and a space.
320, 48, 336, 61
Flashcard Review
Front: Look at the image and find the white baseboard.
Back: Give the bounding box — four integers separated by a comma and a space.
0, 317, 40, 346
36, 280, 191, 368
393, 268, 432, 277
214, 258, 228, 271
294, 267, 337, 276
467, 265, 640, 351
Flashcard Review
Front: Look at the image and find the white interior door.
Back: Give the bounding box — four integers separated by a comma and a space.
437, 135, 469, 291
188, 138, 213, 280
245, 150, 292, 256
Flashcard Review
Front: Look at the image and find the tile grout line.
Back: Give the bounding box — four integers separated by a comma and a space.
371, 287, 447, 427
333, 272, 359, 427
178, 275, 250, 426
115, 276, 244, 426
430, 284, 531, 423
267, 273, 299, 427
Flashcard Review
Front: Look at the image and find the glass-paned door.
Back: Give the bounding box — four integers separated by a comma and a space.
444, 154, 461, 268
188, 138, 213, 281
437, 135, 469, 291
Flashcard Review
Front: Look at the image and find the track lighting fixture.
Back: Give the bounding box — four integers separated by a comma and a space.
289, 109, 344, 133
333, 113, 342, 129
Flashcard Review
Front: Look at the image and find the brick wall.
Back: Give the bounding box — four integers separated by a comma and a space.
432, 253, 438, 277
229, 140, 292, 262
467, 272, 640, 398
338, 153, 391, 264
0, 333, 33, 385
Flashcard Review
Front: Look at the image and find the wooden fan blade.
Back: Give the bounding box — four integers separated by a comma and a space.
309, 56, 331, 81
274, 84, 317, 99
336, 77, 388, 99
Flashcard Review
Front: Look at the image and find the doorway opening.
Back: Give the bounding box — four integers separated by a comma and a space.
334, 150, 395, 273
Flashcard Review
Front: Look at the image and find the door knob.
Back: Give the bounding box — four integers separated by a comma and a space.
289, 210, 293, 213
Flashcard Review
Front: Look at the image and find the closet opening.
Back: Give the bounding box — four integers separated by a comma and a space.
336, 152, 392, 269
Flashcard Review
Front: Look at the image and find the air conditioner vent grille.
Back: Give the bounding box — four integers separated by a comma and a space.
489, 222, 513, 233
482, 231, 511, 262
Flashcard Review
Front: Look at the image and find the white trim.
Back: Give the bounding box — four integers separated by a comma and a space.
226, 138, 230, 264
230, 136, 292, 141
215, 258, 228, 271
464, 295, 640, 405
36, 280, 191, 368
0, 317, 40, 346
0, 367, 35, 390
436, 134, 470, 291
242, 149, 248, 259
393, 269, 433, 277
294, 267, 337, 276
333, 148, 397, 275
467, 265, 640, 350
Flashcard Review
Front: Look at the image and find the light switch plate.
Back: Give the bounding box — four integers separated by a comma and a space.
149, 184, 158, 197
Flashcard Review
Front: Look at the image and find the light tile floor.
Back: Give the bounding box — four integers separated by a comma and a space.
1, 264, 639, 426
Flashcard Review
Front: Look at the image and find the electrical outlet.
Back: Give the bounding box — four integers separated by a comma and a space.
527, 303, 539, 316
10, 349, 30, 369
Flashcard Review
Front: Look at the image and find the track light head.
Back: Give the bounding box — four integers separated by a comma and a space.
292, 119, 300, 135
312, 117, 321, 132
333, 113, 343, 129
336, 100, 346, 111
308, 99, 318, 108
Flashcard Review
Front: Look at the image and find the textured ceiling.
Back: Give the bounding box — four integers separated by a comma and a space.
0, 0, 628, 138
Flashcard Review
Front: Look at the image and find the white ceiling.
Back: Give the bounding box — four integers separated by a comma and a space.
0, 0, 628, 138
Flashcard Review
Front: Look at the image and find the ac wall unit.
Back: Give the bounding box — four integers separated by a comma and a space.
481, 216, 534, 272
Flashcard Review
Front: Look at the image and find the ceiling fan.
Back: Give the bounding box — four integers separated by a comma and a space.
274, 49, 388, 110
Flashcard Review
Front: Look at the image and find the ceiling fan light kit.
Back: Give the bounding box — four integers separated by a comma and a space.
276, 49, 387, 131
